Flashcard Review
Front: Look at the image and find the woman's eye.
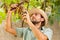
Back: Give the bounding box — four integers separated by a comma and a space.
35, 13, 37, 16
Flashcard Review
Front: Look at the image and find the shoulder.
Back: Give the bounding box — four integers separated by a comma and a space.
42, 27, 53, 40
15, 27, 28, 31
42, 27, 53, 33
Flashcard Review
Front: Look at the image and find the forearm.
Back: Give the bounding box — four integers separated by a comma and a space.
28, 21, 48, 40
5, 10, 16, 35
6, 11, 12, 28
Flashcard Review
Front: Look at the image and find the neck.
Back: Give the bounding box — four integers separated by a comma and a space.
35, 22, 41, 29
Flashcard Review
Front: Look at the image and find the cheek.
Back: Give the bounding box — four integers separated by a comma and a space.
36, 16, 41, 20
36, 17, 41, 21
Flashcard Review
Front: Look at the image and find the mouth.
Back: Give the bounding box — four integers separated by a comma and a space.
31, 21, 40, 25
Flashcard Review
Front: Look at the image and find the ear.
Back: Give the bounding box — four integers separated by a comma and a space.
41, 18, 44, 21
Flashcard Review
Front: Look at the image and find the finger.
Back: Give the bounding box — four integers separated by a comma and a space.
22, 16, 27, 23
11, 4, 18, 8
24, 19, 27, 23
22, 14, 26, 17
22, 17, 27, 21
21, 11, 27, 15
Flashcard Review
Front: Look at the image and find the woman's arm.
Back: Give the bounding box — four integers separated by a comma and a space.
5, 9, 16, 36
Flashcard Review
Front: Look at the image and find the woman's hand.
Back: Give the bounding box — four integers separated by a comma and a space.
22, 10, 31, 23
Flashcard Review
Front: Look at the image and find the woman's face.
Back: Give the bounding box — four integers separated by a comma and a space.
30, 13, 43, 25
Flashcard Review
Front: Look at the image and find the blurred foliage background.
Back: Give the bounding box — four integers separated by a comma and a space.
0, 0, 60, 26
